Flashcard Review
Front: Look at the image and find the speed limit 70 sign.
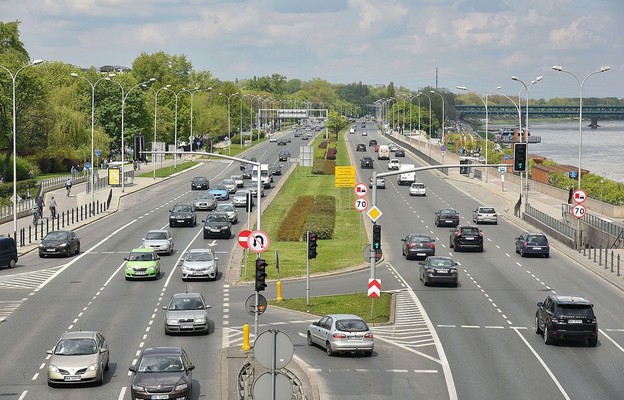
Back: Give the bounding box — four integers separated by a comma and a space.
354, 198, 368, 212
572, 204, 586, 219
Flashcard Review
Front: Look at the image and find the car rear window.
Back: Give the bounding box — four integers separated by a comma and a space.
479, 208, 495, 213
556, 304, 594, 317
336, 319, 369, 332
460, 228, 479, 235
527, 235, 548, 244
429, 259, 453, 267
410, 235, 431, 243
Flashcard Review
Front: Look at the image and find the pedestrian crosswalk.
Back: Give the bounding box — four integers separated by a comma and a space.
0, 266, 64, 290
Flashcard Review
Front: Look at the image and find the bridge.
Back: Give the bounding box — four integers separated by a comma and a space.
456, 105, 624, 119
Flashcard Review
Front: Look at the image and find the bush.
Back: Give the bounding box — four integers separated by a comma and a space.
323, 160, 335, 175
303, 195, 336, 239
318, 141, 328, 149
327, 148, 337, 160
276, 195, 315, 241
312, 158, 326, 175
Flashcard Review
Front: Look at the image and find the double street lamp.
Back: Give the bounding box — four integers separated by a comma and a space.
142, 84, 171, 179
219, 92, 239, 155
430, 90, 445, 155
552, 65, 610, 190
0, 59, 44, 238
418, 92, 433, 157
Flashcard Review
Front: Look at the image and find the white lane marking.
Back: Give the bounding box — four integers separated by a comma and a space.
511, 327, 571, 400
598, 329, 624, 354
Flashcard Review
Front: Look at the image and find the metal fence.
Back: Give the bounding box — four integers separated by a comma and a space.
525, 203, 577, 239
562, 203, 624, 238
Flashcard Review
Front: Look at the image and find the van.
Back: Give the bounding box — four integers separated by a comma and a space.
398, 164, 416, 185
377, 145, 390, 160
0, 237, 18, 269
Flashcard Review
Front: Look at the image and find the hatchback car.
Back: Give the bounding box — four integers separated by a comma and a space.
368, 139, 377, 147
142, 230, 174, 255
360, 157, 374, 169
181, 249, 219, 280
232, 190, 254, 208
231, 174, 244, 188
473, 206, 498, 224
409, 182, 427, 196
419, 256, 459, 286
535, 295, 598, 346
356, 143, 366, 152
124, 247, 161, 280
434, 208, 460, 227
394, 149, 405, 157
163, 293, 212, 334
208, 184, 230, 200
215, 203, 239, 224
47, 330, 109, 387
221, 178, 237, 194
515, 232, 550, 258
307, 314, 374, 357
202, 212, 232, 239
129, 347, 194, 399
387, 159, 401, 170
270, 163, 282, 176
193, 193, 217, 211
401, 234, 435, 260
449, 225, 484, 252
369, 176, 385, 189
39, 230, 81, 258
389, 144, 400, 152
278, 150, 290, 161
190, 176, 209, 190
169, 204, 197, 227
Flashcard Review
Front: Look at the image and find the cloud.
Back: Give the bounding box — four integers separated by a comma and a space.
548, 15, 594, 49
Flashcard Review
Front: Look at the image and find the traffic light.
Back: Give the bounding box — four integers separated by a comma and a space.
513, 143, 528, 172
255, 258, 267, 291
307, 231, 318, 259
373, 224, 381, 250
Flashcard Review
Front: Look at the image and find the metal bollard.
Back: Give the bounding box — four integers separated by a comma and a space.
599, 248, 603, 267
593, 247, 597, 263
611, 251, 615, 273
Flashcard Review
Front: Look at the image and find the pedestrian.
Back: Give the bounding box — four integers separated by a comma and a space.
65, 177, 72, 197
36, 195, 44, 218
28, 169, 35, 179
71, 165, 76, 177
48, 196, 57, 219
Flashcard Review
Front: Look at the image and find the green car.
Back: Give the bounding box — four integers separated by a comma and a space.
124, 248, 161, 280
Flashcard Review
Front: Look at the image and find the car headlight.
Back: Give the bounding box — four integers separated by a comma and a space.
59, 243, 68, 247
132, 384, 146, 393
195, 317, 206, 324
87, 363, 98, 372
39, 244, 44, 249
174, 383, 188, 391
166, 318, 178, 325
48, 364, 59, 373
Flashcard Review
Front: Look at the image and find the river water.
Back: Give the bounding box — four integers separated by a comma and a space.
522, 120, 624, 182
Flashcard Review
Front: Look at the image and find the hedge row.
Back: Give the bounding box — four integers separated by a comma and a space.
275, 195, 315, 241
319, 141, 328, 149
327, 148, 337, 160
303, 195, 336, 239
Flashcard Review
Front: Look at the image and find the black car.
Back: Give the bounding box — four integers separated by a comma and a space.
356, 144, 366, 152
202, 212, 232, 239
270, 163, 282, 176
434, 208, 460, 227
277, 140, 287, 146
368, 139, 377, 147
394, 149, 405, 157
169, 204, 197, 227
302, 135, 309, 140
242, 165, 253, 179
278, 150, 290, 161
419, 256, 459, 286
360, 157, 374, 168
515, 232, 550, 258
190, 176, 209, 190
129, 347, 195, 399
449, 225, 483, 252
536, 295, 598, 346
39, 230, 80, 257
401, 234, 435, 260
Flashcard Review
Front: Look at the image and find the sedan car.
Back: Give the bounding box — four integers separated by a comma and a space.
244, 182, 265, 197
142, 229, 174, 255
163, 292, 212, 334
356, 143, 366, 152
47, 331, 109, 387
39, 230, 80, 258
473, 206, 498, 224
277, 139, 287, 146
169, 204, 197, 227
124, 247, 161, 280
129, 347, 195, 399
389, 144, 400, 152
535, 294, 598, 346
419, 256, 459, 286
360, 157, 374, 169
202, 212, 232, 239
193, 193, 217, 211
449, 225, 484, 252
307, 314, 374, 357
231, 174, 244, 188
369, 176, 385, 189
208, 184, 230, 201
409, 182, 427, 196
215, 203, 239, 224
232, 190, 254, 208
270, 163, 282, 176
387, 159, 401, 170
401, 234, 435, 260
515, 232, 550, 258
221, 178, 238, 193
278, 150, 290, 161
181, 249, 219, 280
368, 139, 377, 147
394, 149, 405, 157
241, 165, 254, 179
190, 176, 209, 190
434, 208, 460, 227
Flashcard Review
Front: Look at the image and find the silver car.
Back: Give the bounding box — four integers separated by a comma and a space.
232, 190, 253, 208
181, 249, 219, 280
473, 206, 498, 224
244, 182, 265, 197
307, 314, 374, 356
47, 331, 110, 386
221, 178, 237, 193
193, 193, 217, 211
231, 175, 244, 188
215, 203, 239, 224
164, 292, 212, 335
142, 229, 174, 255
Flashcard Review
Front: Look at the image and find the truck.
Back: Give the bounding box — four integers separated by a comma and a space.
252, 164, 272, 189
397, 163, 416, 185
377, 145, 390, 160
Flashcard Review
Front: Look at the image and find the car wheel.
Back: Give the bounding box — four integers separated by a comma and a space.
479, 245, 484, 252
535, 315, 543, 334
125, 276, 131, 281
66, 247, 72, 257
307, 332, 314, 346
204, 234, 209, 239
520, 248, 525, 257
588, 337, 598, 347
75, 244, 80, 255
8, 259, 16, 268
544, 326, 553, 345
39, 252, 44, 258
96, 368, 104, 386
326, 341, 334, 356
105, 358, 109, 371
169, 223, 174, 227
449, 240, 454, 248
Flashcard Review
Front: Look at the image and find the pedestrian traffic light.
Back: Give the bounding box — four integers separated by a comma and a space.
255, 258, 268, 291
307, 231, 318, 259
373, 224, 381, 250
513, 143, 528, 172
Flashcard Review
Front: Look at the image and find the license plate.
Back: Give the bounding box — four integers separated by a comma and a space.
177, 220, 185, 223
417, 252, 426, 256
348, 336, 363, 340
465, 237, 475, 240
533, 247, 542, 250
445, 220, 453, 223
438, 269, 449, 273
181, 324, 193, 329
151, 395, 169, 400
47, 247, 57, 251
134, 271, 145, 276
568, 320, 582, 324
64, 376, 81, 381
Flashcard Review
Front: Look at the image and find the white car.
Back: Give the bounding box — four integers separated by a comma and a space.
473, 206, 498, 224
409, 182, 427, 196
362, 131, 368, 136
142, 229, 174, 255
388, 159, 401, 170
181, 249, 218, 280
231, 175, 244, 188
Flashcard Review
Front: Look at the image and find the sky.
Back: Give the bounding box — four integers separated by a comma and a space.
1, 0, 622, 100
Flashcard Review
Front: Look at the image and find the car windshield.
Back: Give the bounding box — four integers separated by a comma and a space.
440, 209, 457, 215
54, 339, 97, 356
335, 319, 369, 332
428, 258, 454, 268
138, 355, 184, 372
44, 231, 69, 241
193, 177, 207, 183
186, 252, 213, 261
556, 304, 593, 317
172, 205, 192, 213
129, 251, 155, 261
479, 207, 496, 213
169, 296, 205, 310
195, 194, 213, 200
207, 214, 228, 222
216, 205, 234, 212
145, 232, 168, 240
410, 235, 432, 243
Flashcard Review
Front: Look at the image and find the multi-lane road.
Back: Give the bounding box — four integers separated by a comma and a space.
1, 122, 624, 400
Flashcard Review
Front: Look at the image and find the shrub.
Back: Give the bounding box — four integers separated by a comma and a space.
312, 158, 326, 175
323, 160, 335, 175
318, 141, 328, 149
276, 195, 315, 241
304, 195, 336, 239
327, 148, 337, 160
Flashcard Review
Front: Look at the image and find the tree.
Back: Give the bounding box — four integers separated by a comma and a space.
326, 110, 347, 137
0, 21, 29, 62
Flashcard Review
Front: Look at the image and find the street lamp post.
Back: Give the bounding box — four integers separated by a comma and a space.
142, 84, 171, 179
431, 90, 445, 162
419, 92, 433, 157
0, 59, 44, 238
219, 92, 239, 155
552, 65, 610, 190
240, 94, 252, 147
108, 77, 156, 192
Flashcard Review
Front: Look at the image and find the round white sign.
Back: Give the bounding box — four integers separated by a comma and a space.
354, 198, 368, 212
248, 230, 270, 253
572, 204, 586, 219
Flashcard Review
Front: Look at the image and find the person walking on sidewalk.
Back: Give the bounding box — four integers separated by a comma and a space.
65, 177, 73, 196
35, 196, 44, 218
48, 196, 57, 219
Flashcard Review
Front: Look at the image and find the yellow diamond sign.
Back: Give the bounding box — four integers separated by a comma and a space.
366, 206, 382, 222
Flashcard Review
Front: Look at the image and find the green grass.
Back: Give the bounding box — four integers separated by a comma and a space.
137, 161, 199, 178
268, 292, 392, 324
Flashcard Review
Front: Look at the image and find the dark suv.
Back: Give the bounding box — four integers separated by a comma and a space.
169, 204, 197, 227
449, 225, 483, 252
535, 295, 598, 346
368, 139, 377, 147
360, 157, 374, 169
515, 232, 550, 258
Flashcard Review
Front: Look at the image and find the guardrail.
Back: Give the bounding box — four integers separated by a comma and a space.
524, 203, 577, 239
562, 203, 624, 238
